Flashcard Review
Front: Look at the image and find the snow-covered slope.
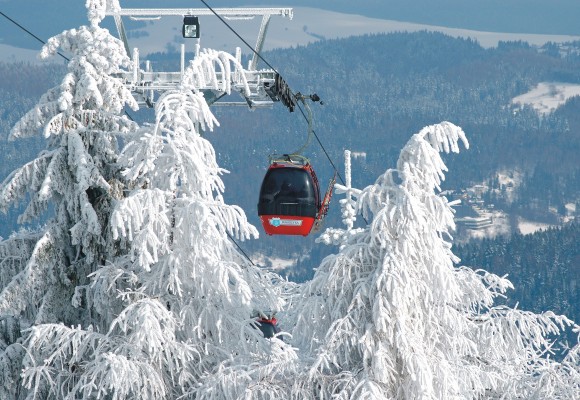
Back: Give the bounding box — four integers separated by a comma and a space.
0, 43, 44, 63
512, 82, 580, 115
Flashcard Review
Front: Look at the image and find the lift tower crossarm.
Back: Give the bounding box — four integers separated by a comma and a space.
105, 7, 293, 69
105, 7, 293, 108
105, 8, 293, 18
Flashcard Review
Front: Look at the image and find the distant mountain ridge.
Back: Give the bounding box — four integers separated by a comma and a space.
1, 0, 579, 52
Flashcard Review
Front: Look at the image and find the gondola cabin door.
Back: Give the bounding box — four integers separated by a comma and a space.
258, 156, 321, 236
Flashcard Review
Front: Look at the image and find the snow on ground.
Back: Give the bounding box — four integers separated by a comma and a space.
512, 82, 580, 115
0, 43, 45, 63
518, 218, 554, 235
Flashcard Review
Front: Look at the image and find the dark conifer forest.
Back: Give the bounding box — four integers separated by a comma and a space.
455, 223, 579, 325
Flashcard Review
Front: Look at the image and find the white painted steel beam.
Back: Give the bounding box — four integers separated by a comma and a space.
105, 8, 293, 19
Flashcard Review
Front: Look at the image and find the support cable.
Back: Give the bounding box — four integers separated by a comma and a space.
3, 4, 346, 189
1, 10, 261, 270
1, 8, 261, 267
294, 99, 346, 185
1, 11, 137, 121
227, 233, 257, 267
3, 5, 361, 268
0, 11, 70, 62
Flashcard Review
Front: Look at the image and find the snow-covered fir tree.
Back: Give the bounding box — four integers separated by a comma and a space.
285, 121, 580, 399
0, 1, 137, 397
106, 49, 291, 400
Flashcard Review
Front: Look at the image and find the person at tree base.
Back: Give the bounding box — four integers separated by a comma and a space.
256, 316, 280, 338
252, 310, 281, 339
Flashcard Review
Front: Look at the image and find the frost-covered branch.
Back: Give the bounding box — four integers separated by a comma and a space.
0, 231, 55, 319
183, 48, 251, 97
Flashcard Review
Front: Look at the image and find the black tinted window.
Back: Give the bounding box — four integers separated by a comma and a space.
259, 168, 315, 204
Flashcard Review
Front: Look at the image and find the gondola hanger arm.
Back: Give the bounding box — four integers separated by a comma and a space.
290, 92, 322, 156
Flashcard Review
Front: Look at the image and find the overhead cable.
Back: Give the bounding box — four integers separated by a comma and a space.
0, 11, 70, 62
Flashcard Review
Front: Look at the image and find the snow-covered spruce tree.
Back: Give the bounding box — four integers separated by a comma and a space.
19, 47, 288, 399
288, 122, 580, 399
0, 1, 137, 398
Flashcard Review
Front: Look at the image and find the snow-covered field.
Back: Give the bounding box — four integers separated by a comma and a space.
512, 82, 580, 115
120, 7, 580, 55
122, 7, 580, 54
518, 218, 555, 235
0, 43, 43, 63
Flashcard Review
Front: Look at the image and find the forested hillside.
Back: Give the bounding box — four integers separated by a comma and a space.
254, 33, 580, 188
455, 223, 580, 328
210, 32, 580, 273
2, 32, 580, 275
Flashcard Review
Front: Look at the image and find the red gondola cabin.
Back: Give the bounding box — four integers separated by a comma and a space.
258, 155, 321, 236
